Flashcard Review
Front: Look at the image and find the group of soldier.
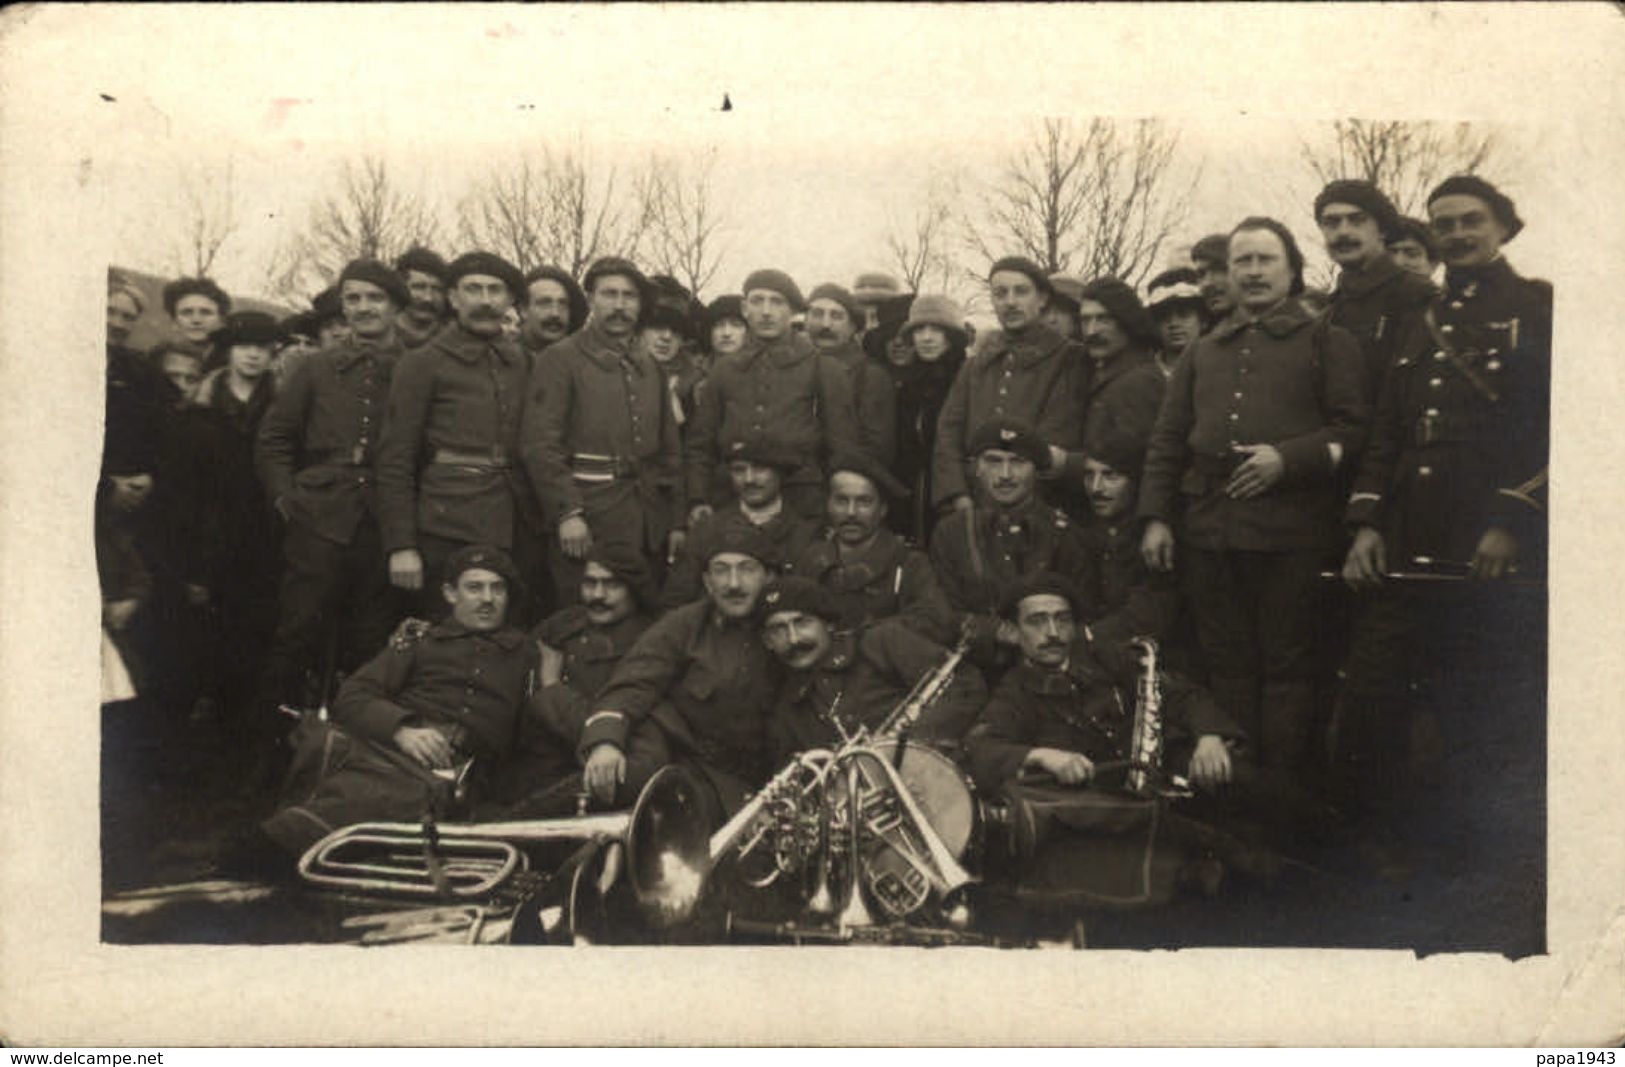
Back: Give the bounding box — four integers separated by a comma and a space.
99, 172, 1549, 896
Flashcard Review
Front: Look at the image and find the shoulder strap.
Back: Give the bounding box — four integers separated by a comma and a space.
1422, 306, 1501, 404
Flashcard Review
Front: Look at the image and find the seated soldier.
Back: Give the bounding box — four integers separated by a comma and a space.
929, 417, 1093, 672
757, 576, 987, 764
661, 437, 818, 608
791, 450, 954, 643
489, 544, 672, 816
581, 524, 783, 819
225, 546, 557, 872
1077, 418, 1180, 650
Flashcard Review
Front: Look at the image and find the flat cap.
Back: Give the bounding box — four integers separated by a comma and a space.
1427, 174, 1523, 241
742, 268, 806, 312
967, 416, 1051, 470
827, 449, 909, 502
339, 258, 410, 308
443, 543, 521, 588
446, 251, 527, 306
757, 575, 843, 625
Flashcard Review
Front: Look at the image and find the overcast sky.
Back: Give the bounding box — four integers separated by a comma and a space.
80, 4, 1566, 316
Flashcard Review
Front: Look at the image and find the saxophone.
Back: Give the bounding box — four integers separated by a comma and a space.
1124, 637, 1164, 797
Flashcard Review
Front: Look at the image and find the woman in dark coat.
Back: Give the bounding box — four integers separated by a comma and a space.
867, 293, 969, 545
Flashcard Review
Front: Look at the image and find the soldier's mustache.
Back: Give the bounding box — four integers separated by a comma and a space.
787, 641, 818, 658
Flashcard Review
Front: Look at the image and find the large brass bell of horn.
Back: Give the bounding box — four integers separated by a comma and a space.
626, 765, 714, 929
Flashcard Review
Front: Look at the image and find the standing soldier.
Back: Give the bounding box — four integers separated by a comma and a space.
1145, 268, 1207, 378
393, 247, 449, 351
376, 251, 546, 621
1386, 216, 1441, 284
933, 257, 1092, 518
806, 281, 897, 464
1139, 218, 1368, 789
685, 268, 861, 523
1314, 180, 1437, 399
1335, 176, 1549, 865
1078, 277, 1166, 476
1189, 233, 1235, 329
519, 265, 588, 360
255, 258, 409, 723
519, 256, 686, 603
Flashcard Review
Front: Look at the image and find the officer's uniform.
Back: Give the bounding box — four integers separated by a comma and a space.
255, 331, 403, 711
519, 320, 685, 601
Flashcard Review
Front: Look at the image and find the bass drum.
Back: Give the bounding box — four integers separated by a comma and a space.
859, 740, 980, 861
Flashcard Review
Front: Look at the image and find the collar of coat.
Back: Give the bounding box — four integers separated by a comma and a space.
740, 330, 818, 371
534, 604, 653, 649
805, 527, 906, 580
1211, 297, 1317, 343
334, 330, 403, 372
432, 323, 521, 367
1334, 252, 1405, 299
786, 630, 860, 699
1089, 343, 1156, 390
428, 617, 526, 650
573, 320, 645, 373
980, 322, 1071, 369
976, 496, 1054, 537
1442, 255, 1522, 300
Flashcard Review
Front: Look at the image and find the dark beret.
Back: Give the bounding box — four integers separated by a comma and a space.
1387, 215, 1440, 261
338, 258, 409, 308
967, 416, 1051, 470
807, 283, 862, 326
523, 264, 590, 333
583, 541, 657, 608
705, 294, 745, 327
1427, 175, 1523, 241
999, 570, 1081, 620
583, 257, 650, 299
645, 275, 696, 338
827, 449, 909, 502
692, 520, 776, 567
756, 575, 843, 625
446, 252, 527, 306
1078, 276, 1160, 349
1189, 234, 1230, 269
207, 311, 284, 351
443, 543, 520, 589
742, 268, 806, 312
987, 256, 1051, 295
1084, 409, 1149, 479
311, 285, 343, 325
394, 246, 449, 283
162, 277, 232, 318
1313, 179, 1401, 238
722, 436, 800, 472
278, 311, 318, 341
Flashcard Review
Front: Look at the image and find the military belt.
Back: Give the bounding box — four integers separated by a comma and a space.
303, 447, 369, 468
431, 447, 511, 470
570, 452, 636, 483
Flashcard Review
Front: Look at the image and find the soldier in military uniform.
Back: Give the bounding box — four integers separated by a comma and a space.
661, 437, 818, 608
518, 256, 686, 605
932, 257, 1093, 518
806, 281, 897, 465
249, 546, 552, 862
758, 576, 987, 764
1078, 277, 1166, 469
254, 259, 409, 722
684, 268, 861, 523
393, 247, 449, 351
929, 418, 1093, 672
1333, 176, 1550, 866
791, 450, 955, 643
376, 251, 547, 622
580, 525, 783, 817
519, 264, 588, 360
1315, 180, 1437, 402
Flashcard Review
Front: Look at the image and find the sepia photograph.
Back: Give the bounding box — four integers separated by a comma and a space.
2, 1, 1622, 1048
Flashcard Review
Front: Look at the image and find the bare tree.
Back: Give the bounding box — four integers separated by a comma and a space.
961, 118, 1191, 288
264, 155, 443, 303
639, 149, 728, 297
457, 146, 652, 277
167, 157, 242, 278
1300, 120, 1499, 216
882, 170, 961, 295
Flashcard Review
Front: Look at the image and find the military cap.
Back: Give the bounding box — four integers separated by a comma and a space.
757, 575, 843, 626
807, 283, 863, 327
1145, 267, 1205, 317
827, 449, 909, 502
443, 543, 521, 588
967, 416, 1051, 470
692, 520, 776, 567
583, 256, 650, 299
311, 285, 343, 326
1047, 273, 1086, 315
1426, 174, 1523, 241
1079, 276, 1160, 350
1189, 234, 1230, 270
1313, 179, 1401, 238
1084, 410, 1149, 480
987, 256, 1052, 295
851, 272, 904, 305
742, 268, 806, 312
583, 541, 657, 607
722, 436, 800, 472
1000, 570, 1081, 620
338, 257, 410, 308
394, 246, 449, 283
523, 264, 590, 334
446, 251, 527, 306
162, 276, 232, 318
645, 274, 697, 338
207, 311, 284, 351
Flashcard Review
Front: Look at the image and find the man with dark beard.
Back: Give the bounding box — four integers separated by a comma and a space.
393, 247, 449, 351
377, 251, 547, 621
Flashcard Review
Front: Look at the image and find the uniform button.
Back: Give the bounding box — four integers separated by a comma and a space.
1487, 348, 1499, 356
1429, 377, 1443, 388
1487, 360, 1501, 371
1239, 367, 1249, 375
1233, 391, 1243, 399
997, 387, 1007, 396
1425, 408, 1439, 417
1434, 351, 1447, 362
1441, 324, 1454, 334
1228, 412, 1239, 421
1418, 466, 1433, 477
1449, 301, 1463, 310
